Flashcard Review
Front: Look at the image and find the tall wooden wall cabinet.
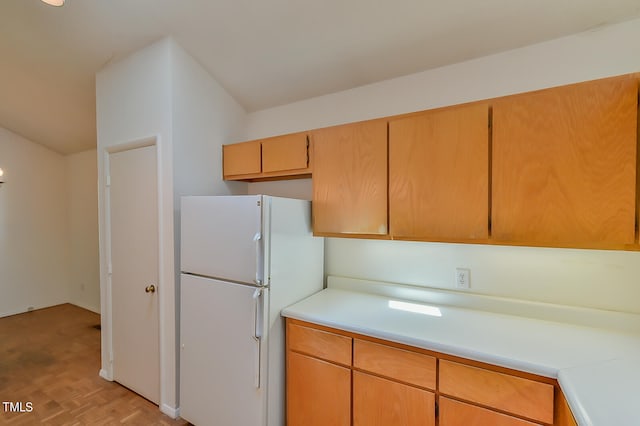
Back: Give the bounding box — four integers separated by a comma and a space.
389, 103, 490, 242
311, 120, 388, 237
492, 76, 638, 248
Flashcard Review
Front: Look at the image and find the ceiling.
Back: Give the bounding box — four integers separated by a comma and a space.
2, 1, 640, 155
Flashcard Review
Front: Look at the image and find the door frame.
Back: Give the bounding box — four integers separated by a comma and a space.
99, 135, 171, 414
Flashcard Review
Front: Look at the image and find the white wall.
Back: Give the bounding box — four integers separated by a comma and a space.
247, 178, 312, 200
0, 127, 70, 317
67, 149, 100, 313
171, 40, 247, 200
246, 17, 640, 314
96, 37, 175, 413
169, 39, 247, 404
96, 37, 249, 414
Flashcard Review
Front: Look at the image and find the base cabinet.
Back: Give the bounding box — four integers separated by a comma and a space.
440, 397, 541, 426
439, 359, 554, 424
286, 319, 577, 426
287, 351, 350, 426
353, 371, 435, 426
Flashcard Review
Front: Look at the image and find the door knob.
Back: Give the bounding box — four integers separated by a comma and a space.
145, 284, 156, 293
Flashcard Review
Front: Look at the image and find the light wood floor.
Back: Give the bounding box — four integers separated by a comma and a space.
0, 304, 188, 425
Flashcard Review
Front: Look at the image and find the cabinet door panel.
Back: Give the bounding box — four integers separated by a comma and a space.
390, 104, 489, 240
262, 133, 309, 174
353, 371, 435, 426
287, 351, 351, 426
312, 120, 388, 235
223, 141, 261, 178
492, 76, 637, 246
439, 397, 541, 426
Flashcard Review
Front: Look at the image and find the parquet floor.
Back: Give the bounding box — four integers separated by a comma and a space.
0, 304, 188, 425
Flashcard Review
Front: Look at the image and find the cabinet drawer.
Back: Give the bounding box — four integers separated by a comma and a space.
288, 322, 352, 366
439, 397, 541, 426
439, 360, 553, 424
353, 339, 436, 389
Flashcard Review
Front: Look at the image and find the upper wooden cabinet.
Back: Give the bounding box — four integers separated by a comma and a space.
261, 133, 310, 175
222, 140, 261, 179
312, 119, 388, 236
223, 132, 311, 181
492, 76, 638, 248
389, 103, 490, 241
223, 73, 640, 250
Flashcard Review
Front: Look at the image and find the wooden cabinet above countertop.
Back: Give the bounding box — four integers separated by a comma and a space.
222, 72, 640, 251
222, 131, 311, 181
389, 102, 490, 242
491, 75, 638, 249
311, 119, 388, 237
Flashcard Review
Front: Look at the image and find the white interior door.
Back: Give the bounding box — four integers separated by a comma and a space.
109, 144, 160, 404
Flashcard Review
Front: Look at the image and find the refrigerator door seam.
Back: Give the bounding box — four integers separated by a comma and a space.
180, 272, 267, 288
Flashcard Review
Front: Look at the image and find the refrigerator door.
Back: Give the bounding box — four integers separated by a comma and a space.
181, 195, 264, 285
180, 274, 265, 426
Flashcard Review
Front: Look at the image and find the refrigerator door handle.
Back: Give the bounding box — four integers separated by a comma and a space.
252, 287, 263, 340
253, 232, 262, 286
252, 287, 263, 388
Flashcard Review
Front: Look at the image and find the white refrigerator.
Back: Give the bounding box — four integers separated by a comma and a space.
179, 195, 324, 426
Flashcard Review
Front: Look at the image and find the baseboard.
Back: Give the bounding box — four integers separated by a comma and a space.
70, 301, 101, 314
0, 307, 31, 319
161, 404, 179, 419
0, 303, 64, 319
99, 369, 113, 381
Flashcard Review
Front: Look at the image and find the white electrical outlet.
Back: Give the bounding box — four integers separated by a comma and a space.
455, 268, 470, 289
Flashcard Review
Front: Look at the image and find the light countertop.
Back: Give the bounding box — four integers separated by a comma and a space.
281, 277, 640, 426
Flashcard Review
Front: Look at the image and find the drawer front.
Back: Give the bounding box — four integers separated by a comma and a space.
439, 360, 554, 424
287, 322, 352, 366
439, 397, 541, 426
354, 339, 436, 389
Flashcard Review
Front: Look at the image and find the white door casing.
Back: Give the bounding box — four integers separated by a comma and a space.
108, 143, 160, 404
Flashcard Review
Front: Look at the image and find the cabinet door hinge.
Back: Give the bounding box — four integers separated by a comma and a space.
435, 400, 439, 418
306, 135, 310, 167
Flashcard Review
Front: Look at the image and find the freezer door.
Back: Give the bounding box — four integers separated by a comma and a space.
180, 274, 265, 426
181, 195, 263, 285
